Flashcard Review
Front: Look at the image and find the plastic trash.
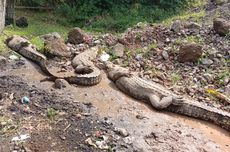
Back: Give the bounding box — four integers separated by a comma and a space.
100, 52, 110, 62
21, 96, 30, 104
12, 134, 30, 142
9, 55, 19, 61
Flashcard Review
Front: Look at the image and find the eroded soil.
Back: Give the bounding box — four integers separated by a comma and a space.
0, 58, 230, 152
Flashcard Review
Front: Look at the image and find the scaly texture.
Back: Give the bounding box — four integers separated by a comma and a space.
106, 62, 230, 131
6, 35, 102, 86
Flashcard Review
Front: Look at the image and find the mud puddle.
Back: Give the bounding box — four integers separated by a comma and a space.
2, 59, 230, 151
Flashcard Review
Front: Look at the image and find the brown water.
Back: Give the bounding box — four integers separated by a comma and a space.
6, 60, 230, 151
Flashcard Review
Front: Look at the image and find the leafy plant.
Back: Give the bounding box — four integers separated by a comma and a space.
47, 108, 58, 121
170, 72, 182, 85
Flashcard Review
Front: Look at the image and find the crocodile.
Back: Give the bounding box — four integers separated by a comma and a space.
105, 62, 230, 131
6, 35, 102, 86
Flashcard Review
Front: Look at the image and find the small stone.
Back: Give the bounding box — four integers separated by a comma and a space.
162, 50, 169, 60
94, 40, 101, 45
203, 73, 213, 83
55, 79, 69, 89
112, 43, 125, 57
201, 59, 213, 65
115, 127, 129, 137
171, 20, 182, 33
0, 56, 7, 64
113, 58, 122, 65
216, 54, 222, 58
165, 38, 170, 43
135, 54, 143, 61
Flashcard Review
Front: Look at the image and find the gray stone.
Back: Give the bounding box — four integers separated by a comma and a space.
203, 73, 213, 83
201, 58, 213, 65
185, 22, 201, 29
171, 20, 182, 33
115, 127, 129, 137
135, 54, 143, 61
162, 50, 169, 60
112, 43, 125, 57
0, 56, 6, 64
42, 32, 61, 40
55, 79, 69, 89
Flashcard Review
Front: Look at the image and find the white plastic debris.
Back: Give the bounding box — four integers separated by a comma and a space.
12, 134, 30, 142
100, 52, 110, 62
95, 140, 109, 150
9, 55, 19, 61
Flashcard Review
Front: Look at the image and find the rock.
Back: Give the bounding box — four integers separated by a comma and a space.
171, 20, 182, 33
68, 27, 91, 44
42, 32, 61, 40
185, 22, 201, 33
16, 17, 28, 28
0, 56, 6, 64
115, 127, 129, 137
203, 73, 214, 83
103, 33, 118, 46
185, 22, 201, 29
201, 58, 213, 65
162, 50, 169, 60
44, 37, 71, 58
213, 0, 228, 5
55, 79, 69, 89
112, 43, 125, 57
135, 54, 143, 61
213, 18, 230, 36
178, 43, 203, 63
113, 58, 122, 65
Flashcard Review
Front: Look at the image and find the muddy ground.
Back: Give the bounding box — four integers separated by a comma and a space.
0, 57, 230, 152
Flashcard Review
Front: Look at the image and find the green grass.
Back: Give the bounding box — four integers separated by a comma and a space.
0, 10, 72, 53
170, 72, 182, 85
162, 10, 206, 26
0, 0, 208, 53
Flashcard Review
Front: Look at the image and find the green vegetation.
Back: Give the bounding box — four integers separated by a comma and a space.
0, 116, 18, 134
47, 108, 58, 121
170, 72, 182, 85
0, 0, 207, 53
0, 10, 71, 53
16, 0, 207, 32
216, 67, 230, 86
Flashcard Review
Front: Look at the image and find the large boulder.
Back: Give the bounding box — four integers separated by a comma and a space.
44, 36, 71, 58
178, 43, 203, 63
16, 17, 28, 28
213, 18, 230, 36
67, 27, 92, 44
